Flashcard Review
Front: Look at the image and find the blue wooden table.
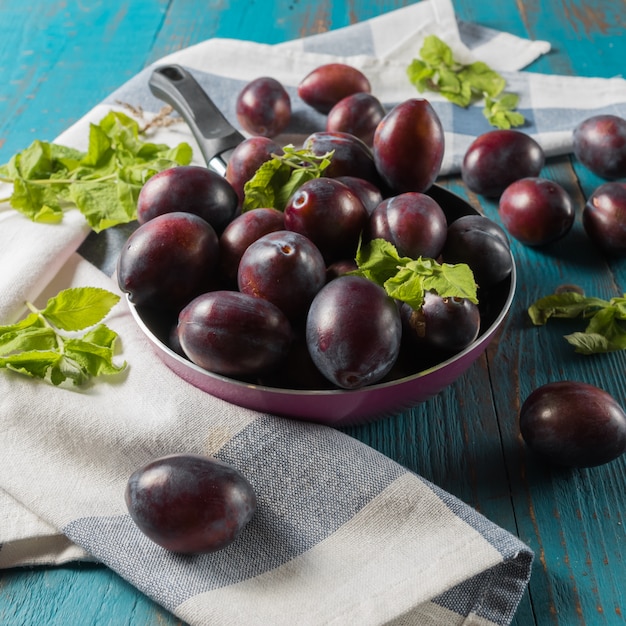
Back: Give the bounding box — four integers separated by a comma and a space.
1, 1, 625, 624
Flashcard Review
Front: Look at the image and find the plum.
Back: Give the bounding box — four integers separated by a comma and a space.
236, 76, 291, 138
298, 63, 371, 114
498, 177, 574, 246
177, 290, 293, 377
125, 454, 256, 554
582, 182, 626, 256
367, 192, 448, 259
326, 92, 385, 146
573, 114, 626, 179
136, 165, 238, 233
117, 211, 219, 310
520, 381, 626, 468
306, 275, 402, 389
238, 230, 326, 321
373, 99, 444, 194
461, 129, 545, 198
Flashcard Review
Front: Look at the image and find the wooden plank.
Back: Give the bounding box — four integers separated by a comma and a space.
0, 0, 170, 158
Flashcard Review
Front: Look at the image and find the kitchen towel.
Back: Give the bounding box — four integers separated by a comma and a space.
6, 0, 619, 622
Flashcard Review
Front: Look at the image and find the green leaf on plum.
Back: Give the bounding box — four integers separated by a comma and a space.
0, 110, 193, 232
242, 144, 333, 212
353, 238, 478, 310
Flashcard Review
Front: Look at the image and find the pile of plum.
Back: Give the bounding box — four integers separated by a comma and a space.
117, 61, 623, 396
117, 63, 519, 392
119, 65, 626, 554
462, 116, 626, 253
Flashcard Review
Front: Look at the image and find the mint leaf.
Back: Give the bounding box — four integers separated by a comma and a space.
0, 350, 63, 380
527, 292, 610, 325
421, 261, 478, 303
242, 144, 333, 212
82, 123, 113, 167
461, 62, 506, 99
0, 286, 126, 386
407, 34, 525, 129
528, 291, 626, 354
68, 178, 136, 233
354, 238, 411, 286
354, 238, 478, 310
41, 287, 120, 331
0, 109, 193, 231
406, 59, 435, 93
9, 177, 64, 224
64, 325, 126, 377
419, 34, 457, 68
484, 94, 525, 130
0, 326, 57, 355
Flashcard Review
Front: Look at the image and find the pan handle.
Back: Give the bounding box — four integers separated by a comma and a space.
149, 64, 244, 175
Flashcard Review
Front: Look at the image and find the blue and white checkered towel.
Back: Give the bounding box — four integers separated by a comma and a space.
6, 0, 624, 622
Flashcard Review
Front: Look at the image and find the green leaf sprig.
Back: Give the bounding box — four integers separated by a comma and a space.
528, 291, 626, 354
0, 110, 193, 232
406, 35, 525, 130
353, 238, 478, 310
0, 287, 126, 386
242, 144, 333, 212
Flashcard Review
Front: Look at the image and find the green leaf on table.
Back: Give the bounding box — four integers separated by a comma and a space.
0, 350, 65, 380
527, 292, 611, 325
9, 177, 64, 224
0, 326, 57, 355
64, 325, 126, 377
353, 238, 478, 310
0, 286, 126, 387
0, 109, 193, 231
41, 286, 120, 331
528, 291, 626, 354
461, 62, 506, 99
484, 93, 525, 130
406, 34, 525, 129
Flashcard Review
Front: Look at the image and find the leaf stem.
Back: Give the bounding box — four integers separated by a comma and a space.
25, 301, 65, 351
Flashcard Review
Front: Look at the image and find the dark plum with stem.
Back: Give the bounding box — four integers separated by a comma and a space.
219, 207, 285, 283
236, 76, 291, 138
582, 182, 626, 256
441, 215, 512, 289
284, 177, 368, 263
177, 290, 293, 378
117, 211, 219, 310
136, 165, 238, 233
373, 98, 444, 194
461, 129, 545, 198
298, 63, 371, 114
225, 137, 283, 207
125, 453, 257, 554
367, 192, 448, 259
519, 381, 626, 468
498, 177, 574, 246
400, 292, 480, 355
238, 230, 326, 321
573, 114, 626, 179
326, 92, 386, 146
306, 275, 402, 389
